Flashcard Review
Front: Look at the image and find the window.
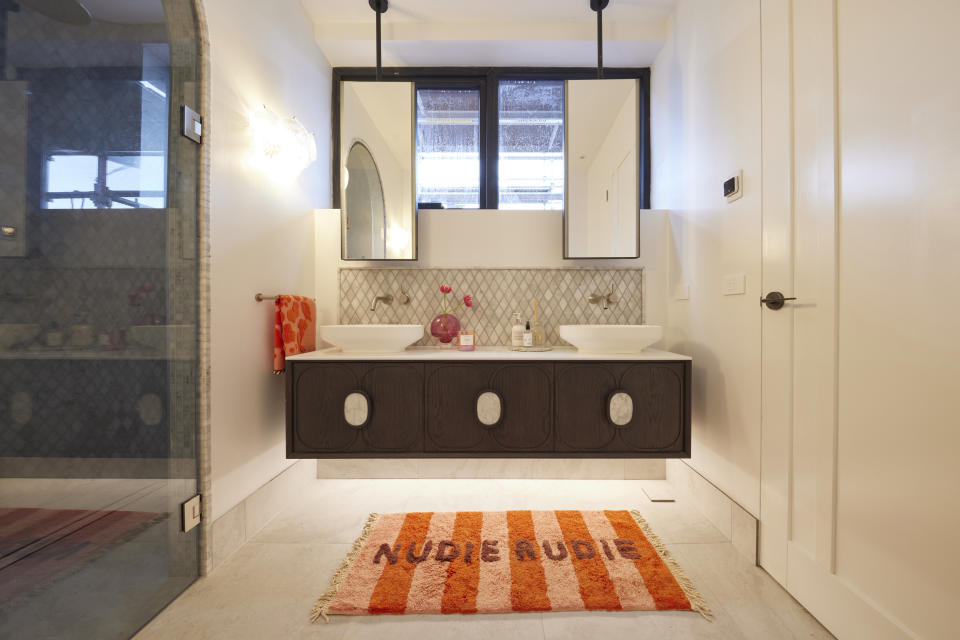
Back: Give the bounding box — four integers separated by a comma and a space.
333, 68, 650, 211
498, 80, 564, 210
39, 69, 170, 210
415, 88, 481, 209
44, 152, 167, 209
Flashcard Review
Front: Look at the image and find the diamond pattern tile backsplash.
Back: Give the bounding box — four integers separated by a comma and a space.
339, 268, 645, 347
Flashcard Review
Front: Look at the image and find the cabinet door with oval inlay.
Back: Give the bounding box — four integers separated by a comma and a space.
357, 363, 424, 452
488, 364, 553, 451
615, 363, 685, 452
555, 364, 620, 451
556, 361, 690, 455
425, 363, 553, 452
290, 364, 365, 453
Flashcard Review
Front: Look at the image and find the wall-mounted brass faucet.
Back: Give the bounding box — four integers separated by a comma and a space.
588, 291, 618, 310
369, 294, 393, 311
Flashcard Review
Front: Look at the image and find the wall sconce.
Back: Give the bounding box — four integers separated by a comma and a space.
249, 105, 317, 182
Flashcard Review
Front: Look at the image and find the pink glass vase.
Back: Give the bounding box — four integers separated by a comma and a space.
430, 313, 461, 344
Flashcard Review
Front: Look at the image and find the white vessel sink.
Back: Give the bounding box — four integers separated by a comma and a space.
319, 325, 423, 354
558, 324, 663, 354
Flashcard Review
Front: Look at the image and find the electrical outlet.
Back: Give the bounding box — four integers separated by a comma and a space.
723, 274, 746, 296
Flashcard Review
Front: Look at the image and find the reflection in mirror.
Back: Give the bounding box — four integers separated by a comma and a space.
340, 82, 415, 260
564, 79, 640, 258
344, 142, 386, 259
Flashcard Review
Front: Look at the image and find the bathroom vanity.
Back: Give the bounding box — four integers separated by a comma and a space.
285, 347, 691, 458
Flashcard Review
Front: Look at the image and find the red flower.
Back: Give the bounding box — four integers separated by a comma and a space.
440, 284, 452, 294
463, 295, 473, 308
128, 293, 142, 307
139, 283, 156, 293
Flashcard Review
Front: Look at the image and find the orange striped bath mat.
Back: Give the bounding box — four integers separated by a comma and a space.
312, 510, 709, 621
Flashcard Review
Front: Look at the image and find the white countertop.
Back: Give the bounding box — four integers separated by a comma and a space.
287, 346, 691, 361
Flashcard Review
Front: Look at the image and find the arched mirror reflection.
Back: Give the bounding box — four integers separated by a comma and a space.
344, 141, 387, 260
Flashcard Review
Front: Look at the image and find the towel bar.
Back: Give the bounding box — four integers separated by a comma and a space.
254, 293, 278, 302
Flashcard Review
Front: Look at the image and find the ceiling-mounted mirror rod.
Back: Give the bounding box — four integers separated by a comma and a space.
370, 0, 388, 81
591, 0, 609, 79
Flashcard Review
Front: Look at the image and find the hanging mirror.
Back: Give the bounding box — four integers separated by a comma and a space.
339, 81, 416, 260
564, 78, 641, 258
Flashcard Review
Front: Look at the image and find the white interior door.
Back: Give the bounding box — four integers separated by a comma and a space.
760, 2, 960, 638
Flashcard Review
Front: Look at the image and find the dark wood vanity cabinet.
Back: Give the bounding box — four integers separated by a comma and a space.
287, 359, 690, 458
555, 363, 688, 454
425, 363, 553, 453
288, 362, 423, 454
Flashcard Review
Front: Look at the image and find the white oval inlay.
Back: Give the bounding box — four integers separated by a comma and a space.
609, 392, 633, 427
476, 391, 502, 426
137, 393, 164, 426
11, 391, 32, 425
344, 392, 370, 428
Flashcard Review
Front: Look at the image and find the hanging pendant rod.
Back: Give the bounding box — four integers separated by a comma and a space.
369, 0, 388, 81
591, 0, 609, 80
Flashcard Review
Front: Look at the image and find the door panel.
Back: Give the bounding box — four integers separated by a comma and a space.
293, 365, 363, 452
556, 363, 686, 453
0, 2, 202, 637
425, 363, 552, 453
555, 364, 619, 451
487, 364, 552, 451
359, 364, 423, 451
617, 364, 684, 450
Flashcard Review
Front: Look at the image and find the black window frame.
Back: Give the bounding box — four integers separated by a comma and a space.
332, 67, 651, 211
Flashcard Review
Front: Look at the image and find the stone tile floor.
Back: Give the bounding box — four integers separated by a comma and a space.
136, 479, 834, 640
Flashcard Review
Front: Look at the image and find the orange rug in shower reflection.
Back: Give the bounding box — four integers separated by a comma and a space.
0, 507, 165, 602
312, 510, 710, 622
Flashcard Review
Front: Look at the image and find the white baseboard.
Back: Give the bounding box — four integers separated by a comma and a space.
207, 460, 313, 573
666, 459, 758, 564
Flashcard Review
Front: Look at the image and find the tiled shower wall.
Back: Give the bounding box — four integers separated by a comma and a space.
339, 267, 644, 347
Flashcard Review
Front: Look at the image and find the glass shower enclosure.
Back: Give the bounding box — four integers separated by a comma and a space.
0, 1, 202, 637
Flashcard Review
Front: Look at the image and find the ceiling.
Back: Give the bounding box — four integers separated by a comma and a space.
303, 0, 677, 67
301, 0, 676, 24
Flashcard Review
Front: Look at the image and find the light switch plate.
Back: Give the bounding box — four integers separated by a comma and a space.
181, 494, 201, 532
723, 274, 746, 296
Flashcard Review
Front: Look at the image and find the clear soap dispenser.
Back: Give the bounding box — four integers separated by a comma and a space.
511, 312, 524, 347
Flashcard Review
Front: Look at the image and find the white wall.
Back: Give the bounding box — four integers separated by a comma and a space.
315, 209, 669, 339
651, 0, 763, 515
204, 0, 331, 520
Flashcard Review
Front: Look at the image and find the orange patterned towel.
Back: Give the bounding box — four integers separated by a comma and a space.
312, 509, 710, 622
273, 295, 316, 374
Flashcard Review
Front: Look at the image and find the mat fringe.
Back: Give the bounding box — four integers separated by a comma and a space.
629, 509, 712, 620
310, 512, 381, 623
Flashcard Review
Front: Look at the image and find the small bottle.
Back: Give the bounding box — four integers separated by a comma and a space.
522, 321, 533, 347
511, 312, 524, 347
